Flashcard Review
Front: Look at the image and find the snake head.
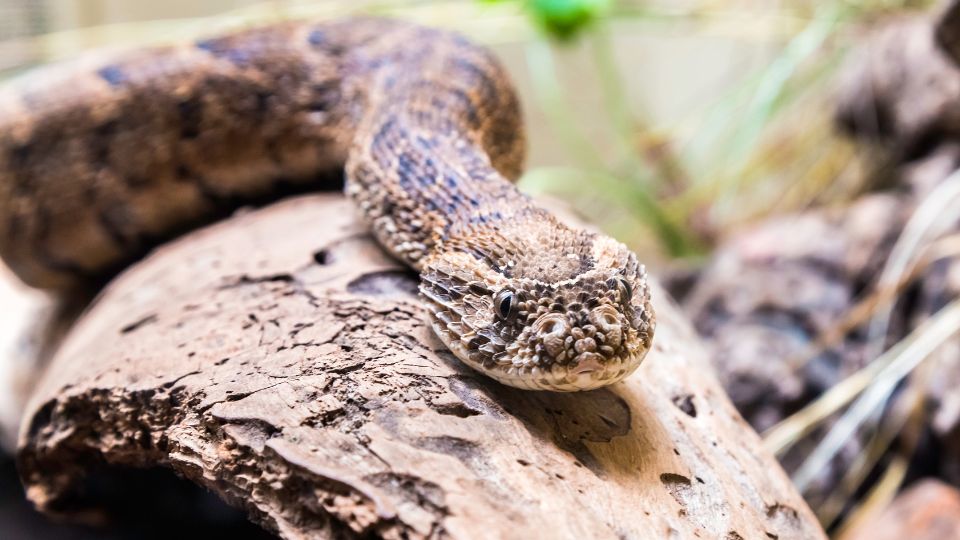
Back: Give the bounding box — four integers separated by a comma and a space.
421, 231, 656, 391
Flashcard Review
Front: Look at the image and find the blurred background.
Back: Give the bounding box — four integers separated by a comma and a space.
0, 0, 906, 264
1, 0, 953, 539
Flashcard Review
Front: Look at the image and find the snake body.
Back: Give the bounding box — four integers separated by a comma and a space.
0, 18, 655, 391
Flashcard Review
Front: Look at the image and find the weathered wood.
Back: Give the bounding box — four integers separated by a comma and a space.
17, 194, 824, 539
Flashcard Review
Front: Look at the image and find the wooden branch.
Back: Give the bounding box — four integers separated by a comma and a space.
17, 194, 824, 539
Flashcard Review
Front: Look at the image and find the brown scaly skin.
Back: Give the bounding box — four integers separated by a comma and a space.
0, 18, 655, 391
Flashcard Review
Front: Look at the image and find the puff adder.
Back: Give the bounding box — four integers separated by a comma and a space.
0, 18, 655, 391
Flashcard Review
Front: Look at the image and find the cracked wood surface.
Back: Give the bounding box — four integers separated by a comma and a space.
16, 194, 824, 539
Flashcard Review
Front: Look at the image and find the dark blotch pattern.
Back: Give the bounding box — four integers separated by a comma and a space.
96, 65, 127, 87
0, 18, 655, 393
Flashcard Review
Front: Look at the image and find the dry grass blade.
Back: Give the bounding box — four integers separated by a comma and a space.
832, 453, 910, 539
788, 298, 960, 492
782, 172, 960, 490
764, 171, 960, 459
815, 368, 929, 527
763, 298, 960, 458
832, 378, 926, 538
863, 170, 960, 362
785, 231, 960, 374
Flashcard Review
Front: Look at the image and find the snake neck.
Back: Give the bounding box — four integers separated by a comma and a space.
343, 27, 527, 269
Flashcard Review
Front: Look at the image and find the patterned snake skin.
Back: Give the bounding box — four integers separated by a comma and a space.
0, 18, 655, 391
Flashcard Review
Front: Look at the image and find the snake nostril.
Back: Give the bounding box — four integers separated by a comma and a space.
589, 307, 620, 332
590, 308, 623, 350
538, 315, 569, 359
540, 317, 567, 337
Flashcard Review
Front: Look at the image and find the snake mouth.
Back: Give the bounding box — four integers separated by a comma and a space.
487, 351, 645, 391
428, 315, 648, 391
571, 352, 604, 375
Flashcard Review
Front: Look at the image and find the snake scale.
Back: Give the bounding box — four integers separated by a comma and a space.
0, 18, 655, 391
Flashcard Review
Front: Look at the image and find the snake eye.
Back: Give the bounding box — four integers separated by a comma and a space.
494, 289, 518, 320
616, 276, 633, 301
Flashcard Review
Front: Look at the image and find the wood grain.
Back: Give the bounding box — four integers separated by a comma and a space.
17, 194, 824, 539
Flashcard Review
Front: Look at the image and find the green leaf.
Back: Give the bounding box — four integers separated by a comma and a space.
527, 0, 612, 40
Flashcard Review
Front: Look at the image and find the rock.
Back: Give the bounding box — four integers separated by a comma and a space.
844, 479, 960, 540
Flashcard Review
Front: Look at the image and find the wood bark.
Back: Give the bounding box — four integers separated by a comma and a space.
16, 194, 824, 539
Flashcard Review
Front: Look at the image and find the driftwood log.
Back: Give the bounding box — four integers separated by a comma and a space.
16, 193, 823, 539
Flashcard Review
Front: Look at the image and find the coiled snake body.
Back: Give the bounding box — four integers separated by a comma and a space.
0, 18, 655, 391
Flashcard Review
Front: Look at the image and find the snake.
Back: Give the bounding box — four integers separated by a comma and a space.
0, 18, 655, 391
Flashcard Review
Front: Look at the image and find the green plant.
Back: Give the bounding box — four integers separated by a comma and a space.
501, 0, 921, 263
